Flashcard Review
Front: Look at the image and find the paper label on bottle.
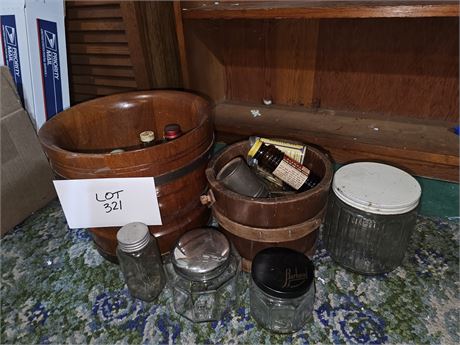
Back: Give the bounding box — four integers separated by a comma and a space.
272, 156, 310, 190
258, 137, 306, 164
53, 177, 162, 228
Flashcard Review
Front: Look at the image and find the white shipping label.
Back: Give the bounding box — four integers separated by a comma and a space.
53, 177, 162, 229
272, 157, 310, 190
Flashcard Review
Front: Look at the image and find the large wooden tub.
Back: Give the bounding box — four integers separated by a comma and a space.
39, 91, 214, 261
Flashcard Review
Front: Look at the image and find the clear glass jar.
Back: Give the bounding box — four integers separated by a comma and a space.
250, 247, 315, 333
116, 222, 165, 302
322, 162, 421, 274
165, 228, 241, 322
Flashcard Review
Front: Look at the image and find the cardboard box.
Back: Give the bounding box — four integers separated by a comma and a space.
0, 0, 35, 126
1, 66, 56, 236
0, 0, 70, 130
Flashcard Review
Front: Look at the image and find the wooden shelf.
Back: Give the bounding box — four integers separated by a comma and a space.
214, 101, 459, 182
181, 1, 459, 19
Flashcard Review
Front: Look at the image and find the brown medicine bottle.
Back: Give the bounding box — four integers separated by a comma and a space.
248, 139, 321, 192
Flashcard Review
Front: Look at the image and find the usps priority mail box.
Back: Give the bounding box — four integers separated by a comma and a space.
25, 0, 70, 129
0, 0, 69, 130
0, 0, 36, 127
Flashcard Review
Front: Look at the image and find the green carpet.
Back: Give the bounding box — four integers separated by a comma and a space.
1, 201, 458, 344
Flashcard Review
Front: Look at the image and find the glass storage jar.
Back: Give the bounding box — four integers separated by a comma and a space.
322, 162, 421, 274
116, 222, 166, 302
250, 247, 315, 333
165, 228, 241, 322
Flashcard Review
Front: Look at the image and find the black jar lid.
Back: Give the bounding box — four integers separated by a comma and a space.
251, 247, 314, 299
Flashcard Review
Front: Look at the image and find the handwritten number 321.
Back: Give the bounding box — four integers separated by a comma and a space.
104, 200, 122, 213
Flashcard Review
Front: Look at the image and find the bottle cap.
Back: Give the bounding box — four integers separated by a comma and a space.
251, 247, 314, 299
247, 139, 263, 158
117, 222, 151, 253
139, 131, 155, 143
164, 124, 182, 140
172, 228, 230, 281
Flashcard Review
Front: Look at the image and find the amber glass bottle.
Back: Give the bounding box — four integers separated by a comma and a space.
248, 139, 320, 191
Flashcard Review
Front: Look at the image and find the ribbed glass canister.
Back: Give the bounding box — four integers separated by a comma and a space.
322, 162, 422, 274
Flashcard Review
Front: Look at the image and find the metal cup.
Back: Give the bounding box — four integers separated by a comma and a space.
216, 156, 269, 198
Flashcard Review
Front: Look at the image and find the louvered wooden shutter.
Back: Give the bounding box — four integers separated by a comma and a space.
65, 1, 181, 105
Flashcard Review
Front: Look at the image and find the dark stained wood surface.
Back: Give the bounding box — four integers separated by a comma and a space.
120, 1, 151, 89
179, 17, 458, 120
181, 1, 459, 19
214, 101, 459, 182
179, 19, 320, 106
136, 1, 182, 88
174, 1, 190, 88
314, 17, 459, 121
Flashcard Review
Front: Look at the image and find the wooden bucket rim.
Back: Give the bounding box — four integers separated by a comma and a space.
38, 90, 212, 158
206, 140, 333, 204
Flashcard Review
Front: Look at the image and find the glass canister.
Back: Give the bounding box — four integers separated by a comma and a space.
165, 228, 241, 322
250, 247, 315, 333
116, 222, 166, 302
322, 162, 422, 274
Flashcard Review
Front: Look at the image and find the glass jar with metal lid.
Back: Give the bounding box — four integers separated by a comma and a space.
250, 247, 315, 333
165, 228, 241, 322
116, 222, 165, 302
322, 162, 422, 274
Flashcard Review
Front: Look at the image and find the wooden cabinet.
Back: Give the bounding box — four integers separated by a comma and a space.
174, 1, 459, 181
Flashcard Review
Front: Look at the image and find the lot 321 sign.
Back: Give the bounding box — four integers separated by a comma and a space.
53, 178, 162, 229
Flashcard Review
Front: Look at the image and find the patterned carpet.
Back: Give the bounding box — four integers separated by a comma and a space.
1, 200, 458, 344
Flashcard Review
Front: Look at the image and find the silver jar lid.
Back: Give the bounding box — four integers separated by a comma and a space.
117, 222, 151, 253
172, 228, 230, 281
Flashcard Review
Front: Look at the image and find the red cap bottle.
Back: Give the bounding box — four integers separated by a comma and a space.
164, 124, 182, 141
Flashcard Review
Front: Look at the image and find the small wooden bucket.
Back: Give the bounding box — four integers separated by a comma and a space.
39, 91, 214, 261
205, 141, 333, 271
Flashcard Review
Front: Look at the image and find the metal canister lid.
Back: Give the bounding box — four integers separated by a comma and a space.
251, 247, 314, 299
172, 228, 230, 281
332, 162, 421, 215
139, 131, 155, 143
117, 222, 151, 253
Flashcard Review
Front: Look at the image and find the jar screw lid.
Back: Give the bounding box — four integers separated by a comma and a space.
117, 222, 151, 253
251, 247, 314, 299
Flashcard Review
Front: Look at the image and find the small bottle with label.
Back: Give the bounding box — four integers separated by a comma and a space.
116, 222, 165, 302
139, 131, 156, 147
248, 139, 321, 192
163, 124, 182, 141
